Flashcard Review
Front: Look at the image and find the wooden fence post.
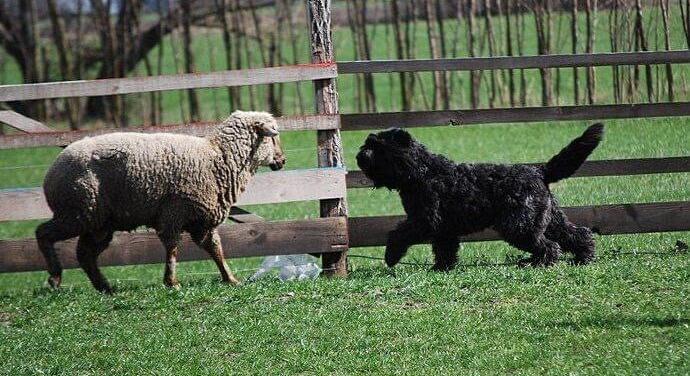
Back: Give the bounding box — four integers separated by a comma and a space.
307, 0, 349, 277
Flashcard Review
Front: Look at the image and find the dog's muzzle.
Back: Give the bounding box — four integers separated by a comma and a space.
356, 149, 373, 170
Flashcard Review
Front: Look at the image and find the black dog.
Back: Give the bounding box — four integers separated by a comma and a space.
356, 124, 604, 270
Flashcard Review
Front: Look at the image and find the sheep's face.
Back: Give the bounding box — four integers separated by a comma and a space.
239, 111, 285, 171
258, 134, 286, 171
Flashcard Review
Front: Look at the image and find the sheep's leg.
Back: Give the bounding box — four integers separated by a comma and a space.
158, 231, 182, 288
192, 229, 240, 285
76, 231, 114, 294
36, 218, 81, 289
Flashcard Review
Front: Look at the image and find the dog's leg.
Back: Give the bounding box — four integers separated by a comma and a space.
385, 220, 428, 268
506, 235, 562, 267
431, 237, 460, 271
546, 209, 595, 265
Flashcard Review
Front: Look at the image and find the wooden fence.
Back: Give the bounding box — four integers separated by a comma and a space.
1, 2, 689, 276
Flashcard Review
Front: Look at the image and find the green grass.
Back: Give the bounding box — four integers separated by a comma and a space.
1, 7, 690, 375
1, 118, 688, 374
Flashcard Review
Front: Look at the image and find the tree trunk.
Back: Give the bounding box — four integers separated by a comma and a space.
181, 0, 200, 121
467, 0, 480, 108
584, 0, 596, 104
425, 0, 447, 110
660, 0, 674, 101
46, 0, 80, 129
609, 0, 620, 103
282, 0, 306, 113
354, 0, 376, 111
533, 0, 553, 106
214, 0, 239, 111
503, 0, 516, 107
307, 0, 348, 277
634, 0, 653, 102
571, 0, 580, 105
90, 0, 122, 126
18, 0, 44, 120
391, 0, 411, 111
484, 0, 498, 108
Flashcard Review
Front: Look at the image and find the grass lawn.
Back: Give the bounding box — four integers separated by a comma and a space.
1, 117, 688, 374
1, 6, 690, 375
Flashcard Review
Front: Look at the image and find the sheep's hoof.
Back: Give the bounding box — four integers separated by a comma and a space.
222, 276, 242, 286
47, 276, 61, 289
99, 285, 115, 295
164, 279, 180, 290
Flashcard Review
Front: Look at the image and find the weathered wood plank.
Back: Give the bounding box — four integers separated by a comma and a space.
0, 64, 338, 101
338, 50, 690, 73
0, 111, 56, 133
340, 102, 690, 131
345, 156, 690, 188
0, 168, 346, 222
0, 217, 348, 273
0, 114, 339, 150
348, 201, 690, 247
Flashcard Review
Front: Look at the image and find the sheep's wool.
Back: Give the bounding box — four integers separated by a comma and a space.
43, 111, 278, 233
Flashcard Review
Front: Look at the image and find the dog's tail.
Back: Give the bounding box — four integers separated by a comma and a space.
542, 123, 604, 184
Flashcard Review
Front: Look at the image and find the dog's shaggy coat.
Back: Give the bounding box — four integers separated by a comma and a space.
356, 124, 604, 270
37, 111, 285, 292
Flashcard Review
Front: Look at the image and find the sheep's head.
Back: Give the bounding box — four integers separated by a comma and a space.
262, 134, 285, 171
228, 111, 285, 171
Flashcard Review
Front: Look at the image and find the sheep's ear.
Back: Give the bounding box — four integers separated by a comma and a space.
254, 121, 279, 137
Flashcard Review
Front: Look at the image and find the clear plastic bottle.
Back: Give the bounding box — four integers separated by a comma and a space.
249, 254, 322, 282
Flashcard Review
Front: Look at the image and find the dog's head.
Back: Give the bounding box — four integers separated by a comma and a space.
356, 128, 422, 190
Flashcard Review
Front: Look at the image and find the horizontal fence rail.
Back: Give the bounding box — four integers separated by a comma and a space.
348, 201, 690, 247
338, 50, 690, 74
4, 201, 687, 272
0, 217, 348, 273
0, 115, 340, 149
345, 157, 690, 188
0, 168, 346, 222
340, 102, 690, 130
0, 63, 338, 101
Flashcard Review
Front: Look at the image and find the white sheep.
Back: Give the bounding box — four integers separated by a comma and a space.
36, 111, 285, 293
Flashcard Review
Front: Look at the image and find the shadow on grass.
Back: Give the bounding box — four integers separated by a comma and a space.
553, 316, 690, 330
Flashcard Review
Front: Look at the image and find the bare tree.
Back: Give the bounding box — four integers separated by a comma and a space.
634, 0, 654, 102
585, 0, 597, 104
0, 0, 44, 119
660, 0, 674, 101
425, 0, 448, 109
214, 0, 240, 110
533, 0, 554, 106
466, 0, 480, 108
571, 0, 580, 105
391, 0, 412, 111
484, 0, 498, 108
46, 0, 80, 129
180, 0, 200, 121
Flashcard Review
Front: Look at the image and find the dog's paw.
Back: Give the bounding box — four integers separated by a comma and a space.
430, 263, 454, 272
517, 256, 537, 268
384, 249, 402, 268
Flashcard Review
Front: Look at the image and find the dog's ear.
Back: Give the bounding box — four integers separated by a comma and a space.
390, 128, 413, 146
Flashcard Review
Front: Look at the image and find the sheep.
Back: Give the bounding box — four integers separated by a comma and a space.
35, 111, 286, 293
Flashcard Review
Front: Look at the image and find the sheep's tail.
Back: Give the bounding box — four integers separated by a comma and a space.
542, 123, 604, 184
